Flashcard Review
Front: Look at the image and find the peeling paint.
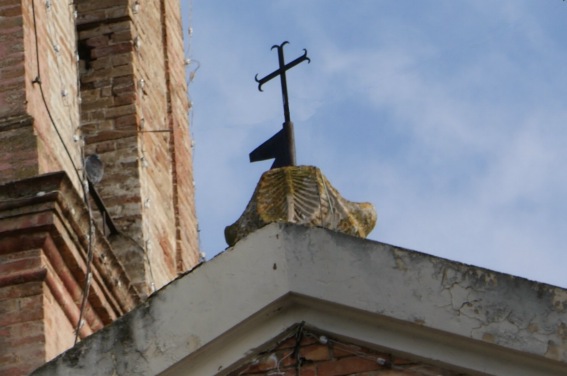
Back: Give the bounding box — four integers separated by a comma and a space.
392, 249, 408, 272
553, 289, 567, 313
31, 224, 567, 375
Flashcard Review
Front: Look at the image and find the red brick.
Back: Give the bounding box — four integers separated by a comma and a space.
317, 356, 384, 376
91, 42, 133, 59
85, 35, 110, 48
0, 257, 42, 275
0, 14, 22, 28
0, 282, 42, 301
0, 0, 199, 373
332, 342, 367, 358
76, 1, 127, 13
301, 343, 331, 361
0, 5, 20, 18
0, 294, 43, 326
114, 114, 138, 129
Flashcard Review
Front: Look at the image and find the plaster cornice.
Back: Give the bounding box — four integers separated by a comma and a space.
32, 223, 567, 376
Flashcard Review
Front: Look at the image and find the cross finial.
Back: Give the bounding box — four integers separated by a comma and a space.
250, 42, 310, 169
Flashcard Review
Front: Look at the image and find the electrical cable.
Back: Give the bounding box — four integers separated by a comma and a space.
236, 327, 400, 375
304, 331, 395, 369
43, 0, 84, 150
121, 232, 157, 295
185, 0, 203, 255
292, 321, 305, 375
30, 0, 94, 345
74, 179, 95, 345
31, 0, 83, 187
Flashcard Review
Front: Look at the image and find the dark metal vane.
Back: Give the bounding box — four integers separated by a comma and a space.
250, 41, 310, 169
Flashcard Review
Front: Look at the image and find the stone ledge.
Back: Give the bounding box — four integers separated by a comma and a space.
0, 172, 141, 331
30, 223, 567, 376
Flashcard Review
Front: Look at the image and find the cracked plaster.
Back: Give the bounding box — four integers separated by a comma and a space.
32, 223, 567, 375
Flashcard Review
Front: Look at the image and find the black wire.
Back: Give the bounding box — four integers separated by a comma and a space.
30, 0, 83, 186
293, 321, 305, 375
30, 0, 94, 345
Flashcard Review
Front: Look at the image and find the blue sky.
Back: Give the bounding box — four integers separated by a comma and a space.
182, 1, 567, 288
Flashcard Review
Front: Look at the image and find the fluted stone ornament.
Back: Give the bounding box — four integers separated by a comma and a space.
225, 166, 377, 246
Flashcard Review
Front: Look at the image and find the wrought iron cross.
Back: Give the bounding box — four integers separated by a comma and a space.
250, 41, 310, 169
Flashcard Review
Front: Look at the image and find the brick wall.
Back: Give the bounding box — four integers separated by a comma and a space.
0, 251, 45, 376
229, 328, 465, 376
0, 173, 141, 375
0, 0, 81, 188
0, 2, 84, 371
23, 0, 82, 188
76, 0, 199, 295
0, 0, 198, 374
0, 115, 38, 184
0, 0, 26, 118
160, 0, 198, 273
0, 0, 199, 295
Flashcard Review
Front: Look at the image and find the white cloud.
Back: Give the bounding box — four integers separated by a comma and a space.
184, 1, 567, 287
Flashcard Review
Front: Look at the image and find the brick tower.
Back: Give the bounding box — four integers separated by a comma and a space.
0, 0, 199, 374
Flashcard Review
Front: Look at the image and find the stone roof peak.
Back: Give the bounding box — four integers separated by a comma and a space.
225, 165, 376, 246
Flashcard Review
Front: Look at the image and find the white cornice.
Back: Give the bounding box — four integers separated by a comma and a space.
32, 223, 567, 376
